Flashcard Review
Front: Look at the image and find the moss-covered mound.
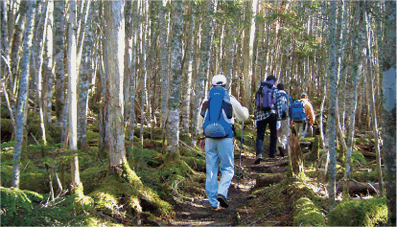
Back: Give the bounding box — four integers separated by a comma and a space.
327, 196, 388, 226
293, 197, 325, 226
0, 186, 90, 226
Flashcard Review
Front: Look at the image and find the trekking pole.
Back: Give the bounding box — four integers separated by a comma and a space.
237, 121, 244, 192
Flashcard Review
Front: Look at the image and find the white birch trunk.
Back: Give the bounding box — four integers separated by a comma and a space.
192, 0, 217, 142
327, 1, 338, 211
12, 0, 35, 188
343, 8, 361, 198
180, 2, 195, 137
37, 2, 50, 145
166, 0, 183, 152
104, 0, 126, 167
68, 0, 82, 190
140, 0, 148, 147
45, 0, 54, 125
364, 9, 384, 196
160, 1, 169, 126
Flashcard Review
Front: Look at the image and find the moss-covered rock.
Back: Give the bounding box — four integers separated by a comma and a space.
89, 168, 174, 225
293, 197, 326, 226
327, 197, 388, 226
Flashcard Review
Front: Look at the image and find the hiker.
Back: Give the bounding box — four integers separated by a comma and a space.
290, 92, 315, 138
276, 83, 291, 157
197, 74, 249, 210
254, 75, 283, 164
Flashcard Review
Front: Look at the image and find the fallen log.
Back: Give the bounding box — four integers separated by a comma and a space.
336, 181, 381, 195
255, 173, 285, 187
358, 150, 377, 158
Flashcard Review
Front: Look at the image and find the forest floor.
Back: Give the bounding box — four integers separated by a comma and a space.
171, 151, 291, 226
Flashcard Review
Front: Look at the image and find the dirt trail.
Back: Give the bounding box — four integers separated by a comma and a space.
171, 153, 288, 226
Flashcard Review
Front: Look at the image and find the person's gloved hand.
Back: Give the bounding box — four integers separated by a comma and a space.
276, 121, 281, 130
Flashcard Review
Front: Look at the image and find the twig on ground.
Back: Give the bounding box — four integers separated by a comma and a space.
249, 211, 274, 226
179, 140, 205, 157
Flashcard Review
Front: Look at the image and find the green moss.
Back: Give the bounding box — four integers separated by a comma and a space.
180, 156, 206, 172
86, 130, 99, 145
293, 197, 326, 226
350, 170, 379, 182
81, 164, 108, 194
1, 141, 16, 151
351, 149, 368, 167
89, 167, 173, 222
328, 197, 388, 226
0, 186, 43, 225
131, 148, 163, 168
19, 172, 48, 193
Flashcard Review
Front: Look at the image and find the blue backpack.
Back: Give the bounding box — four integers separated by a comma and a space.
202, 86, 233, 138
291, 100, 306, 122
255, 81, 276, 112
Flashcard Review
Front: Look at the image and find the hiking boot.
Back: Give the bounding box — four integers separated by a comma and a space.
211, 206, 220, 211
254, 154, 263, 164
217, 195, 229, 208
278, 147, 285, 157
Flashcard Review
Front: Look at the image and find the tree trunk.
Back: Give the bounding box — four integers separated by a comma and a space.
343, 8, 361, 198
45, 0, 54, 125
67, 0, 82, 194
180, 1, 195, 138
381, 1, 396, 225
12, 0, 35, 189
327, 1, 338, 211
127, 0, 138, 152
139, 1, 148, 147
159, 1, 169, 132
103, 0, 129, 173
166, 0, 183, 153
37, 1, 50, 145
364, 8, 384, 196
192, 0, 217, 143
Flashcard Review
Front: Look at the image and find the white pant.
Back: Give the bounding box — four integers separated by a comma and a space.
277, 119, 290, 150
205, 137, 234, 208
294, 121, 307, 138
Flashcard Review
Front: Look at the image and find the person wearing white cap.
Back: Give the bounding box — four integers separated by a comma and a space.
197, 74, 249, 210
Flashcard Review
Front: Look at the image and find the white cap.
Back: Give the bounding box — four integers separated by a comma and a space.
212, 74, 227, 86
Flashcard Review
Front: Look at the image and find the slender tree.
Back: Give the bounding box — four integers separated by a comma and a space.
343, 3, 362, 198
37, 1, 50, 145
327, 1, 338, 211
67, 0, 83, 194
381, 1, 396, 225
159, 0, 169, 141
12, 0, 35, 188
364, 7, 384, 196
192, 0, 217, 143
166, 0, 183, 153
180, 1, 196, 137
